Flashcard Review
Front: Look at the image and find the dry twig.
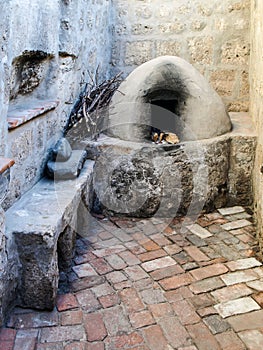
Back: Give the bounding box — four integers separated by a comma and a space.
64, 71, 123, 143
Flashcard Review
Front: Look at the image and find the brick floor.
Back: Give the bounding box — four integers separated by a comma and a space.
1, 206, 263, 349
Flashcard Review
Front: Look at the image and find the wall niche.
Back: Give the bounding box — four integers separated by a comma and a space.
10, 50, 55, 102
7, 50, 58, 130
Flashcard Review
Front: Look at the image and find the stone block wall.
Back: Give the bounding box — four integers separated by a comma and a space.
250, 0, 263, 254
111, 0, 250, 112
0, 0, 112, 208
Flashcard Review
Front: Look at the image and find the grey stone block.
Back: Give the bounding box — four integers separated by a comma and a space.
52, 138, 72, 162
47, 150, 87, 180
5, 161, 94, 310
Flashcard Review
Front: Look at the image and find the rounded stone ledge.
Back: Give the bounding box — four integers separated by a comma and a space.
0, 158, 15, 174
106, 56, 232, 142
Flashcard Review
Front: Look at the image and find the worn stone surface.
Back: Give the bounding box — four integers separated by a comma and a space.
52, 138, 72, 162
47, 150, 87, 180
89, 113, 255, 218
4, 161, 93, 311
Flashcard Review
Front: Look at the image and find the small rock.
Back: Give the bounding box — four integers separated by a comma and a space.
52, 138, 72, 162
47, 150, 86, 180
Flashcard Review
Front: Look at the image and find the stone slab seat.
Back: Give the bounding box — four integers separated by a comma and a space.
5, 160, 94, 310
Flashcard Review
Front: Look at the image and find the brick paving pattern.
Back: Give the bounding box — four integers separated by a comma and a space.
1, 206, 263, 349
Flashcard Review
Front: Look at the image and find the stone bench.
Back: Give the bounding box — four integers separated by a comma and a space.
5, 160, 94, 310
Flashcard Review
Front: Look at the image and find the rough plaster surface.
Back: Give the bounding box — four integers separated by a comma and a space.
250, 0, 263, 254
106, 56, 232, 142
0, 0, 112, 209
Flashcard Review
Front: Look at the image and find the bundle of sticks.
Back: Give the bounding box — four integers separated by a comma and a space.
64, 70, 123, 143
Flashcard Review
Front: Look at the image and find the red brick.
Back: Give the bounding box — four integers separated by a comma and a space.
107, 332, 144, 349
142, 325, 169, 350
197, 217, 212, 227
198, 257, 228, 267
184, 246, 210, 262
119, 251, 140, 265
124, 265, 148, 281
189, 294, 215, 309
102, 305, 132, 336
252, 292, 263, 307
72, 263, 97, 278
114, 280, 133, 290
90, 258, 113, 275
84, 312, 107, 341
132, 232, 147, 242
133, 278, 153, 291
99, 293, 120, 308
74, 251, 97, 265
86, 342, 104, 350
172, 299, 201, 325
148, 303, 174, 319
36, 342, 63, 349
169, 234, 189, 247
150, 233, 171, 246
64, 342, 86, 350
105, 254, 127, 270
70, 276, 106, 292
0, 341, 14, 350
190, 263, 228, 281
163, 226, 174, 235
190, 276, 225, 294
56, 293, 79, 312
165, 286, 193, 302
141, 256, 176, 272
40, 325, 85, 343
91, 282, 114, 298
197, 306, 217, 317
211, 283, 253, 303
106, 271, 127, 284
163, 243, 182, 255
138, 249, 167, 262
119, 288, 144, 313
215, 330, 246, 350
60, 310, 83, 326
129, 311, 155, 328
75, 290, 101, 312
92, 245, 126, 258
237, 233, 254, 244
159, 273, 194, 290
150, 264, 184, 281
98, 230, 113, 240
13, 337, 37, 350
159, 316, 191, 348
125, 242, 146, 255
0, 328, 16, 341
141, 240, 160, 251
186, 323, 221, 350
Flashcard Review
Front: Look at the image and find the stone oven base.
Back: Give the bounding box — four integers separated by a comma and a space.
84, 112, 256, 218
